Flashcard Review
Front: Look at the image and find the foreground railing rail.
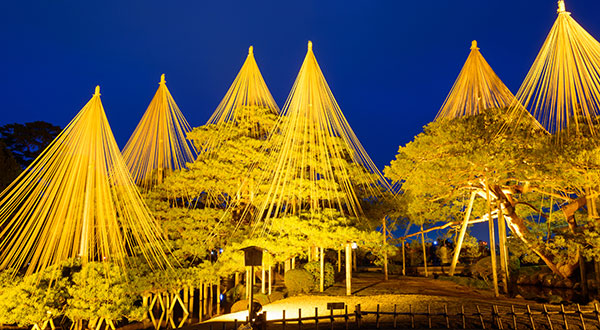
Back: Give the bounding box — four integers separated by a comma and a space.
203, 302, 600, 330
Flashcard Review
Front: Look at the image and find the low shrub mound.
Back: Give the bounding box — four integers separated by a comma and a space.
284, 269, 313, 295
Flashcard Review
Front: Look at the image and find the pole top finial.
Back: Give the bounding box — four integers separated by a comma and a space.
160, 74, 166, 85
471, 40, 479, 50
94, 85, 100, 96
249, 45, 254, 55
558, 0, 566, 13
308, 40, 313, 51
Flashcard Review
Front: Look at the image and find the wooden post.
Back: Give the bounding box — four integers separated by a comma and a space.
579, 253, 589, 299
421, 225, 428, 277
498, 201, 509, 293
337, 249, 341, 273
245, 269, 250, 299
249, 266, 254, 321
353, 247, 357, 272
183, 287, 189, 317
269, 261, 273, 295
208, 282, 213, 317
235, 272, 240, 286
261, 259, 266, 294
284, 259, 291, 273
201, 282, 205, 322
402, 240, 406, 276
345, 243, 352, 296
216, 281, 221, 315
383, 217, 388, 281
320, 247, 324, 292
292, 256, 296, 269
486, 184, 499, 297
449, 191, 476, 276
189, 286, 195, 324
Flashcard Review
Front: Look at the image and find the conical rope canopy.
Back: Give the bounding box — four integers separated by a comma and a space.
122, 74, 197, 192
436, 40, 516, 120
199, 46, 279, 154
228, 41, 392, 235
508, 0, 600, 136
0, 86, 170, 276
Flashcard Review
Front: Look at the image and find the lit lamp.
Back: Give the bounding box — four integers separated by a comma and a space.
241, 246, 263, 322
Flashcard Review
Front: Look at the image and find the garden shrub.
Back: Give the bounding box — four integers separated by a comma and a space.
284, 269, 313, 295
303, 261, 334, 290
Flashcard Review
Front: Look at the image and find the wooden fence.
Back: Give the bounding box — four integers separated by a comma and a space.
202, 302, 600, 330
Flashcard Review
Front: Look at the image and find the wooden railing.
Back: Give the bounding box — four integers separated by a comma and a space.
203, 302, 600, 330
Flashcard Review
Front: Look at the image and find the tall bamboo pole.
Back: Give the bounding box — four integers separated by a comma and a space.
486, 184, 499, 297
449, 191, 477, 276
345, 243, 352, 296
421, 225, 428, 278
497, 201, 509, 293
402, 240, 406, 276
383, 217, 388, 281
320, 247, 325, 292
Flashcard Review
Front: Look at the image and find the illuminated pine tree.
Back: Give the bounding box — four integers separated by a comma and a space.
147, 46, 279, 259
0, 86, 170, 276
230, 41, 392, 237
122, 74, 197, 192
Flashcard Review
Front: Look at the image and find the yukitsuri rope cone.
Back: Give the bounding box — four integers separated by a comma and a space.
436, 40, 516, 120
0, 86, 170, 277
198, 45, 279, 154
122, 74, 197, 192
223, 41, 392, 236
508, 0, 600, 136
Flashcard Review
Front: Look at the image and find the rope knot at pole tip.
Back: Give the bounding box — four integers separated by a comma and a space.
557, 0, 566, 13
471, 40, 479, 50
308, 40, 313, 52
248, 45, 253, 56
94, 85, 100, 96
160, 74, 166, 85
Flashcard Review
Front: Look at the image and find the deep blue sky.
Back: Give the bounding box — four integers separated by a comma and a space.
2, 0, 600, 240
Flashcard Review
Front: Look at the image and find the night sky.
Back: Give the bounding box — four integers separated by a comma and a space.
2, 0, 600, 241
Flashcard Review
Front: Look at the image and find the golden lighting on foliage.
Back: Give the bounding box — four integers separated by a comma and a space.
200, 46, 279, 153
241, 41, 391, 232
122, 74, 197, 191
436, 40, 516, 120
0, 87, 170, 276
509, 0, 600, 135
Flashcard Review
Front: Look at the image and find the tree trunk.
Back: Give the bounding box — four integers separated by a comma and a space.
383, 217, 388, 281
495, 186, 578, 279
